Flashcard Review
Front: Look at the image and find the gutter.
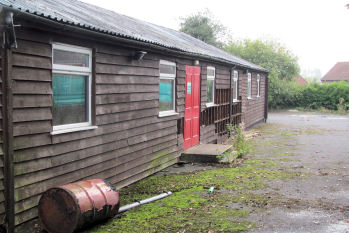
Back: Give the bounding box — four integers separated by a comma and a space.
1, 5, 268, 74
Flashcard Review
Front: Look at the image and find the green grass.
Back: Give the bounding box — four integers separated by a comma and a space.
90, 159, 301, 233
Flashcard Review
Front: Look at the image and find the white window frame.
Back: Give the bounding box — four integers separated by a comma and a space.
206, 66, 215, 107
159, 60, 177, 117
257, 74, 261, 97
51, 43, 94, 134
233, 70, 239, 102
247, 73, 252, 99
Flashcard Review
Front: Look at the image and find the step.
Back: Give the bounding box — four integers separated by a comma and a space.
180, 144, 234, 163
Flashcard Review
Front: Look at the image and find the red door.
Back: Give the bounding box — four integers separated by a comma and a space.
184, 66, 201, 150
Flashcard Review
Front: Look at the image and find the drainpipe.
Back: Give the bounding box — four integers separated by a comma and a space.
2, 35, 15, 233
229, 66, 236, 129
264, 73, 269, 122
1, 8, 16, 233
229, 68, 232, 126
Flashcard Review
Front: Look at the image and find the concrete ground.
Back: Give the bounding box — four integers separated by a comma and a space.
158, 111, 349, 232
249, 111, 349, 233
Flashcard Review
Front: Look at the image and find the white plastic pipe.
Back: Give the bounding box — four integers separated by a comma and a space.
118, 191, 173, 213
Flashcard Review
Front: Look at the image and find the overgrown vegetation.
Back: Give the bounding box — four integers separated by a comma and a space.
269, 80, 349, 112
91, 158, 300, 233
218, 124, 250, 162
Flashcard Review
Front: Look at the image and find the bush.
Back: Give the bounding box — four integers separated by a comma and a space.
269, 80, 349, 113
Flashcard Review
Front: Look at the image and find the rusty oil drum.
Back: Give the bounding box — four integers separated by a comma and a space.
38, 179, 120, 233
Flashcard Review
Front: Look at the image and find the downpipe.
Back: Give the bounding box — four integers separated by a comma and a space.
118, 191, 173, 213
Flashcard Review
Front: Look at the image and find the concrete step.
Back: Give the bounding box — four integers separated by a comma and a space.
180, 144, 234, 163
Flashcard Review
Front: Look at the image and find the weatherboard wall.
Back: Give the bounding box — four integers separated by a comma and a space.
10, 28, 178, 229
239, 72, 267, 127
6, 25, 267, 230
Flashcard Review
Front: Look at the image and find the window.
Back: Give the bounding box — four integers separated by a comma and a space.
247, 73, 252, 99
206, 66, 215, 106
257, 74, 261, 97
52, 43, 93, 133
233, 70, 239, 101
159, 60, 176, 116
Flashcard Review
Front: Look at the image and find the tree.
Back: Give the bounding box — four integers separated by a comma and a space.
224, 39, 300, 80
179, 10, 226, 48
225, 39, 301, 108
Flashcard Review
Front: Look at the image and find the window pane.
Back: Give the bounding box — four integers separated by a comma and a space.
233, 80, 237, 100
248, 79, 251, 97
159, 79, 174, 111
53, 74, 88, 125
207, 68, 215, 77
207, 79, 214, 103
160, 63, 176, 75
53, 49, 89, 67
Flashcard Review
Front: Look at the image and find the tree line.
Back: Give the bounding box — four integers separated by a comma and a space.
179, 11, 349, 113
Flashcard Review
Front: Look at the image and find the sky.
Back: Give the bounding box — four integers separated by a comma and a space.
80, 0, 349, 79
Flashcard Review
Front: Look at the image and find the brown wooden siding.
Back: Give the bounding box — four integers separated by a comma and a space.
11, 30, 182, 228
200, 124, 217, 144
6, 26, 267, 230
239, 71, 266, 128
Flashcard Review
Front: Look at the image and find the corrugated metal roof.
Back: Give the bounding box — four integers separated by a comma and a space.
0, 0, 267, 72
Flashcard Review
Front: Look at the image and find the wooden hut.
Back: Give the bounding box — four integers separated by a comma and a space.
0, 0, 268, 231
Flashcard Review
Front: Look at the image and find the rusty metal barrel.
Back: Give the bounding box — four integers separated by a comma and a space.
38, 179, 120, 233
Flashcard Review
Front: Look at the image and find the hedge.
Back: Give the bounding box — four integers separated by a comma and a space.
269, 79, 349, 112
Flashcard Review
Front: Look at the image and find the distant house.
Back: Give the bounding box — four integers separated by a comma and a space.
294, 76, 308, 86
321, 62, 349, 83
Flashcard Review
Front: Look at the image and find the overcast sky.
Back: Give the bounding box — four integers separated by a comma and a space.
81, 0, 349, 78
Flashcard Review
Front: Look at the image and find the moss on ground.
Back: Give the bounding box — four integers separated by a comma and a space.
274, 152, 295, 156
92, 186, 255, 233
270, 132, 297, 136
273, 158, 295, 162
296, 128, 324, 135
89, 122, 308, 233
90, 158, 301, 233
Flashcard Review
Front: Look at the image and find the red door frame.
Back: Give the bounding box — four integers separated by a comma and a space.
184, 66, 200, 150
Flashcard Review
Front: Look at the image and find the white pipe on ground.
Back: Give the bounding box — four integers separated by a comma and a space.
118, 191, 173, 213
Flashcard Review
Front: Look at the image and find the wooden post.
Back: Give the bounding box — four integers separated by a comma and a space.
3, 48, 15, 233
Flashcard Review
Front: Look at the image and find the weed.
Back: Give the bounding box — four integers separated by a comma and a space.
233, 124, 250, 158
338, 97, 349, 114
217, 124, 250, 162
